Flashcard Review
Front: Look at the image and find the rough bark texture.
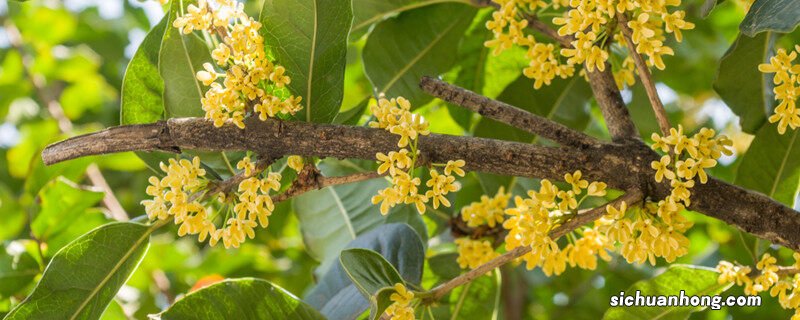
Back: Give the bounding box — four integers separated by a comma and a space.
42, 116, 800, 251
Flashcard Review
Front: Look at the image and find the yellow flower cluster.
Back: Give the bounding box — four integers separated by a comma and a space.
595, 199, 692, 265
173, 0, 302, 129
385, 283, 415, 320
717, 253, 800, 319
651, 126, 733, 206
484, 0, 694, 90
455, 238, 500, 269
485, 0, 574, 89
502, 171, 610, 276
142, 156, 283, 249
369, 95, 465, 215
759, 46, 800, 134
461, 187, 510, 228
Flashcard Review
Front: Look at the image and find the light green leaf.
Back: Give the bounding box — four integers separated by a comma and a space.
305, 223, 425, 320
700, 0, 725, 18
0, 245, 39, 299
5, 222, 152, 320
350, 0, 472, 40
362, 3, 476, 107
158, 278, 324, 320
159, 0, 210, 118
260, 0, 352, 123
293, 159, 426, 276
713, 32, 775, 134
446, 8, 494, 130
602, 265, 732, 320
121, 14, 167, 125
736, 123, 800, 206
448, 270, 500, 320
31, 177, 105, 242
740, 0, 800, 36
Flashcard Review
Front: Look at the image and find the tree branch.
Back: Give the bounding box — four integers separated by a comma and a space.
617, 14, 671, 136
520, 16, 639, 140
40, 116, 800, 251
420, 76, 601, 149
424, 189, 643, 301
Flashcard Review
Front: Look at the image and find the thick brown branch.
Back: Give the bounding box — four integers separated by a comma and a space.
425, 190, 643, 301
40, 117, 800, 251
617, 14, 671, 136
420, 76, 600, 149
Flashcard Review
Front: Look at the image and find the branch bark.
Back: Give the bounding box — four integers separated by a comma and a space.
40, 116, 800, 251
617, 14, 672, 136
420, 76, 601, 149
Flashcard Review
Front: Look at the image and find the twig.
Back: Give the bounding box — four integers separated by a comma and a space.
5, 21, 128, 221
424, 189, 643, 301
617, 14, 672, 136
271, 165, 382, 203
419, 77, 600, 149
189, 157, 275, 202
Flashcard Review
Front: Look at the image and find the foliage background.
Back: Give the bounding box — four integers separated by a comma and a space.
0, 0, 799, 319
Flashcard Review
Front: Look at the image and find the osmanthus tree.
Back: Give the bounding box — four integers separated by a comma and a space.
5, 0, 800, 319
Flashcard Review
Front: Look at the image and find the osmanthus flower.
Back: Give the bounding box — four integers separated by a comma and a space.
142, 155, 285, 249
368, 95, 463, 215
287, 156, 304, 172
455, 238, 500, 269
461, 187, 511, 228
384, 283, 415, 320
759, 46, 800, 134
170, 0, 303, 129
718, 252, 800, 317
484, 0, 694, 91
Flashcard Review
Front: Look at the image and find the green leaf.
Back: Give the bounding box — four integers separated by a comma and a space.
31, 177, 105, 242
305, 223, 425, 320
333, 98, 369, 125
260, 0, 352, 123
474, 75, 593, 142
121, 14, 167, 125
5, 222, 153, 320
159, 0, 210, 118
602, 265, 732, 320
447, 270, 500, 320
350, 0, 471, 40
158, 278, 324, 320
735, 124, 800, 206
0, 245, 40, 299
293, 159, 426, 275
362, 3, 476, 107
700, 0, 725, 18
340, 248, 405, 298
740, 0, 800, 36
713, 32, 775, 134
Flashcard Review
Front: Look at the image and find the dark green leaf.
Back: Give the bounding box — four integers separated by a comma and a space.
333, 98, 369, 125
350, 0, 471, 39
602, 265, 732, 320
121, 15, 166, 125
5, 222, 152, 320
0, 246, 39, 299
340, 248, 404, 298
305, 223, 425, 320
713, 32, 775, 134
736, 124, 800, 206
293, 159, 426, 275
260, 0, 352, 123
159, 0, 210, 118
447, 9, 494, 130
159, 278, 324, 320
740, 0, 800, 36
362, 3, 476, 107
